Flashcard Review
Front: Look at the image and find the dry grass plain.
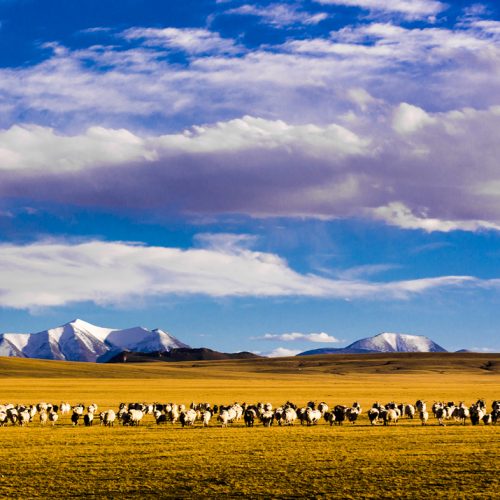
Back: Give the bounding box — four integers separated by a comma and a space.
0, 353, 498, 498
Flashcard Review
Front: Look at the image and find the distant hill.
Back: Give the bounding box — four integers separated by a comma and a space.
0, 352, 498, 379
298, 332, 447, 356
0, 319, 189, 363
106, 347, 261, 363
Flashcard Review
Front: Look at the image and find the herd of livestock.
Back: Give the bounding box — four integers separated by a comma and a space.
0, 399, 499, 429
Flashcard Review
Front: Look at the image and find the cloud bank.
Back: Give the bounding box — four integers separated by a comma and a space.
255, 332, 341, 342
2, 105, 500, 231
1, 14, 500, 231
0, 237, 490, 310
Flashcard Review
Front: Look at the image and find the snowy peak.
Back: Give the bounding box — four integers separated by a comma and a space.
297, 332, 447, 356
347, 332, 447, 353
0, 319, 190, 363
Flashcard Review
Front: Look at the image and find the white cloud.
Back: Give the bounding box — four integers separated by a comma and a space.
225, 4, 328, 28
392, 103, 435, 134
371, 202, 500, 233
122, 27, 238, 54
314, 0, 447, 19
1, 20, 500, 231
266, 347, 302, 358
0, 116, 367, 172
255, 332, 341, 342
469, 346, 499, 353
0, 124, 152, 172
1, 20, 500, 132
0, 238, 488, 310
156, 115, 368, 156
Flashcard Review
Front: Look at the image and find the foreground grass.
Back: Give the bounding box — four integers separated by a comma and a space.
0, 418, 498, 498
0, 356, 498, 498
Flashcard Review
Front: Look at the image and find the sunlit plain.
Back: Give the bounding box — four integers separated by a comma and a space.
0, 354, 498, 498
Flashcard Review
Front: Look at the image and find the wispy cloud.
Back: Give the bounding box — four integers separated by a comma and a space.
254, 332, 341, 342
0, 238, 491, 310
122, 27, 239, 54
372, 202, 500, 233
314, 0, 447, 20
224, 3, 328, 28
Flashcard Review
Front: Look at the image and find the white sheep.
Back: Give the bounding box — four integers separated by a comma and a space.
420, 410, 429, 425
202, 410, 212, 427
283, 407, 297, 426
100, 410, 116, 427
305, 407, 321, 426
84, 412, 94, 426
39, 410, 48, 426
60, 402, 71, 415
18, 409, 31, 426
218, 410, 230, 428
48, 410, 59, 426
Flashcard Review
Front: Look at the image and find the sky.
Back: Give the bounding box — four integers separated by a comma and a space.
0, 0, 499, 356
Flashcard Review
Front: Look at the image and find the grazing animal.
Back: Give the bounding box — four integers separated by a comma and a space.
416, 400, 427, 413
324, 411, 336, 426
60, 402, 71, 415
333, 405, 348, 425
469, 404, 484, 426
368, 404, 381, 425
84, 413, 94, 426
87, 403, 98, 415
274, 407, 284, 426
346, 403, 361, 424
48, 409, 59, 426
7, 407, 19, 425
383, 409, 399, 426
283, 407, 297, 426
154, 410, 167, 425
297, 407, 308, 425
260, 410, 274, 427
455, 403, 470, 425
244, 408, 256, 427
71, 411, 81, 426
18, 410, 31, 426
39, 410, 48, 426
100, 410, 116, 427
179, 409, 197, 427
318, 402, 329, 415
419, 410, 429, 426
127, 409, 144, 426
490, 401, 499, 425
435, 406, 447, 426
202, 410, 212, 427
305, 407, 321, 426
482, 414, 492, 425
218, 410, 230, 428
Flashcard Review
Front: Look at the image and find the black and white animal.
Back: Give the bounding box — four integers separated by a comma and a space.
99, 410, 116, 427
244, 408, 257, 427
84, 412, 94, 426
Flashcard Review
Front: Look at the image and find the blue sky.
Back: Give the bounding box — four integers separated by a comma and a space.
1, 0, 499, 355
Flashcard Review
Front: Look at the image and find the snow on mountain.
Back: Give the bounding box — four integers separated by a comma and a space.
298, 332, 447, 356
348, 332, 447, 353
0, 319, 190, 363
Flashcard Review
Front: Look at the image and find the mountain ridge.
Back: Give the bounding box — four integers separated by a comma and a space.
298, 332, 447, 356
0, 319, 190, 363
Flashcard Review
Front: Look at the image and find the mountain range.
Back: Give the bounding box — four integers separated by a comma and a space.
0, 321, 450, 363
298, 332, 447, 356
0, 319, 190, 363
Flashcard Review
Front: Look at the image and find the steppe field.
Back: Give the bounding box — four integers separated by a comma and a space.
0, 353, 498, 499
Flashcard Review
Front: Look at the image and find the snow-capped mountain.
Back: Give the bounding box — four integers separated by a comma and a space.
298, 332, 447, 356
0, 319, 190, 363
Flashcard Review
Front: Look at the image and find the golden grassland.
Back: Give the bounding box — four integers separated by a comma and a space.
0, 353, 498, 498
